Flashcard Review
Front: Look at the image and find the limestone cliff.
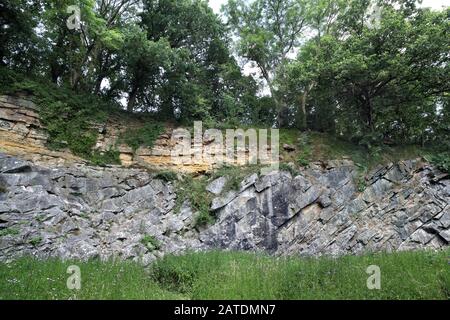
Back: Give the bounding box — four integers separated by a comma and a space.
0, 95, 82, 165
0, 154, 448, 264
0, 95, 270, 173
0, 94, 449, 263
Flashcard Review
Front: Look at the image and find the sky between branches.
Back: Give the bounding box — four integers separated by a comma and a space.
207, 0, 450, 14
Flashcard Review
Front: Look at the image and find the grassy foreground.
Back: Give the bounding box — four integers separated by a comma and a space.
0, 250, 449, 300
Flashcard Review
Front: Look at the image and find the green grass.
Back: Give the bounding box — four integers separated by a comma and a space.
140, 235, 161, 251
0, 184, 7, 194
119, 122, 164, 152
0, 258, 183, 300
0, 227, 20, 237
150, 250, 450, 300
173, 175, 215, 227
154, 170, 178, 182
1, 249, 449, 300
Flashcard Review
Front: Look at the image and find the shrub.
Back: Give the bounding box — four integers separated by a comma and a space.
0, 68, 115, 161
119, 122, 164, 152
426, 152, 450, 174
194, 211, 215, 228
89, 148, 121, 166
212, 164, 261, 193
355, 164, 368, 192
174, 175, 215, 227
149, 253, 205, 294
154, 170, 178, 182
357, 176, 367, 192
140, 235, 161, 251
296, 155, 310, 167
279, 163, 299, 177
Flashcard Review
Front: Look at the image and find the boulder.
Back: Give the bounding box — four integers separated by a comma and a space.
206, 176, 227, 195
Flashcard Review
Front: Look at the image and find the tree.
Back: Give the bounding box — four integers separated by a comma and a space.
120, 27, 173, 112
140, 0, 253, 123
284, 1, 450, 145
223, 0, 308, 127
0, 0, 41, 70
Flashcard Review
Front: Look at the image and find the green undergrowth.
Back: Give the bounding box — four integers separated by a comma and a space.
0, 68, 121, 165
0, 68, 446, 172
1, 249, 449, 300
89, 148, 121, 166
119, 122, 164, 152
425, 152, 450, 174
278, 129, 448, 174
172, 164, 264, 228
153, 170, 178, 182
0, 68, 165, 166
211, 164, 263, 194
173, 175, 215, 228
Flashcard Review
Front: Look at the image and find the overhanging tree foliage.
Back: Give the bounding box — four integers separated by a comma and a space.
282, 1, 449, 146
0, 0, 448, 155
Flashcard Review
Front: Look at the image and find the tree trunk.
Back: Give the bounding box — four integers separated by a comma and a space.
364, 93, 374, 132
70, 69, 79, 89
50, 63, 60, 84
71, 42, 96, 90
298, 82, 315, 131
127, 86, 138, 112
256, 63, 287, 128
269, 83, 288, 128
277, 106, 289, 128
299, 92, 307, 130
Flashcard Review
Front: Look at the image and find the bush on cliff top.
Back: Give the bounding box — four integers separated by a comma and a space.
0, 68, 121, 165
119, 122, 164, 152
426, 152, 450, 174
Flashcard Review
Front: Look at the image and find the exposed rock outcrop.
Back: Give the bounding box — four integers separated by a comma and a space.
204, 160, 449, 256
1, 154, 448, 264
0, 95, 82, 165
0, 95, 276, 173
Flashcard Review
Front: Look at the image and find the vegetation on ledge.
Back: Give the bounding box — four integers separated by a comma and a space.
119, 122, 164, 152
0, 69, 120, 166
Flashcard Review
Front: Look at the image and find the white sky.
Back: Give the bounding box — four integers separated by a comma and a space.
208, 0, 450, 14
420, 0, 450, 9
208, 0, 226, 14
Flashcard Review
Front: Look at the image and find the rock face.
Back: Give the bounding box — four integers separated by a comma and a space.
204, 160, 449, 256
0, 95, 82, 166
0, 153, 448, 263
0, 95, 276, 173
